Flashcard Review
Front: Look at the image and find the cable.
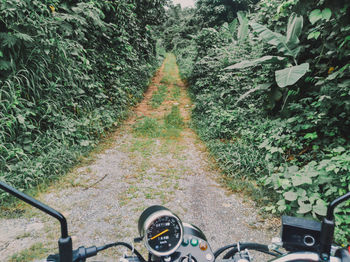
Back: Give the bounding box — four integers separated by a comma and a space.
272, 249, 284, 255
223, 247, 280, 258
96, 242, 146, 262
214, 244, 238, 258
222, 243, 279, 259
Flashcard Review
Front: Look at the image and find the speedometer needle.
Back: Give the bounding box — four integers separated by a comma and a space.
151, 229, 169, 240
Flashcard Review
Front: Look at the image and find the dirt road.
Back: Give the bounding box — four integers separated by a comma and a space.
0, 54, 277, 261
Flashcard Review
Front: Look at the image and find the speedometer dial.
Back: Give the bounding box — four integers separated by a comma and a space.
138, 206, 183, 257
147, 215, 182, 253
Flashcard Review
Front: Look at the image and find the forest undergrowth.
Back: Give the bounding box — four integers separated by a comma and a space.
0, 0, 167, 204
0, 0, 349, 247
162, 0, 350, 245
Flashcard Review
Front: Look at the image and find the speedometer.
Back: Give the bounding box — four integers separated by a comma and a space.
138, 206, 183, 257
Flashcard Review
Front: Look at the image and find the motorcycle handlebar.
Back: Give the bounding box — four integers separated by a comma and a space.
118, 252, 344, 262
1, 181, 349, 262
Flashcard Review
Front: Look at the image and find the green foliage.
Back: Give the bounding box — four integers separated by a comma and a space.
195, 28, 222, 59
133, 106, 184, 139
194, 0, 256, 28
164, 106, 184, 129
169, 0, 350, 245
133, 117, 162, 138
237, 11, 249, 44
174, 42, 197, 79
151, 85, 168, 108
9, 243, 50, 262
172, 85, 181, 100
309, 8, 332, 25
263, 147, 350, 245
0, 0, 166, 201
228, 13, 308, 96
275, 63, 309, 87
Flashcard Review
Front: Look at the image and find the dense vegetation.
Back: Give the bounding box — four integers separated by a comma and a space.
0, 0, 167, 201
1, 0, 349, 246
163, 0, 350, 244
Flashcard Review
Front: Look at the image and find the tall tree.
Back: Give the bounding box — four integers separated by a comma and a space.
194, 0, 257, 28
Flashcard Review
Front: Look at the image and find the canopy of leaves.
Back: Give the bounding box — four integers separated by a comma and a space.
194, 0, 258, 28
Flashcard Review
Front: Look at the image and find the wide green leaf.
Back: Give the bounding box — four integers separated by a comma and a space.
284, 191, 298, 201
250, 21, 300, 58
307, 31, 321, 40
291, 174, 312, 186
309, 9, 322, 25
313, 199, 327, 216
298, 203, 312, 214
286, 13, 303, 46
322, 8, 332, 21
250, 21, 285, 47
229, 18, 238, 35
235, 83, 272, 105
275, 63, 309, 88
225, 56, 286, 70
237, 11, 248, 44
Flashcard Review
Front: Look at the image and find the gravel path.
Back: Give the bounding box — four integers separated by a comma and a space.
0, 55, 278, 261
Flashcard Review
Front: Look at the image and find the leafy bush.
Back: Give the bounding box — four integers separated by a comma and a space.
0, 0, 166, 201
264, 147, 350, 244
168, 0, 350, 244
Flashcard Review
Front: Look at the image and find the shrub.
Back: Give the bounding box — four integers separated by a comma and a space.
0, 0, 166, 201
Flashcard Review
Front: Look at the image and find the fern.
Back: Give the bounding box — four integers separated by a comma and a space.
0, 33, 17, 48
0, 60, 11, 71
14, 32, 34, 42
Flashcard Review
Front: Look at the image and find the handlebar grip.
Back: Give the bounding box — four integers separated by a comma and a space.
335, 248, 350, 262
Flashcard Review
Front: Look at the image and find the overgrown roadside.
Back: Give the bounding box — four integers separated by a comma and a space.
0, 54, 278, 261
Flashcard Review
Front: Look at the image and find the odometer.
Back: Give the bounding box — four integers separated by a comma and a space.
138, 206, 183, 257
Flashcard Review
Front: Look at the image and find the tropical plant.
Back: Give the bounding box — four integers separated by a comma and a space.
225, 13, 309, 109
169, 0, 350, 245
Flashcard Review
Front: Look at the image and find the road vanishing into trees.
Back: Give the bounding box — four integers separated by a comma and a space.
0, 55, 278, 261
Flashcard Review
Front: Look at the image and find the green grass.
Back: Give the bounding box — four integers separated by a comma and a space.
130, 139, 155, 159
9, 243, 51, 262
164, 105, 184, 129
132, 106, 184, 139
160, 53, 178, 85
160, 75, 176, 85
133, 117, 162, 138
172, 85, 181, 100
150, 85, 168, 108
